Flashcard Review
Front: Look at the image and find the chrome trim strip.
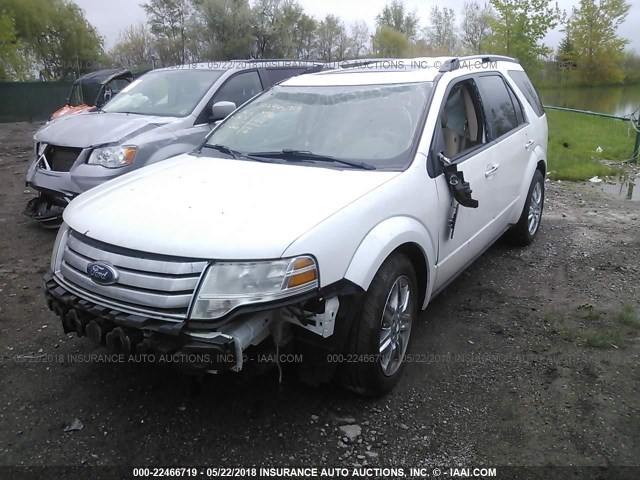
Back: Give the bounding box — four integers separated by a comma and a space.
60, 262, 192, 310
63, 246, 200, 292
53, 274, 185, 322
66, 233, 208, 275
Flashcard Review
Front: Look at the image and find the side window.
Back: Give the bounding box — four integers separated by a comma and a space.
507, 86, 525, 125
214, 71, 262, 108
507, 70, 544, 117
264, 68, 308, 86
476, 75, 519, 139
438, 79, 486, 160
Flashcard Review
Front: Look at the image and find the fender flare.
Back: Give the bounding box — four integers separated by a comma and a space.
344, 216, 436, 309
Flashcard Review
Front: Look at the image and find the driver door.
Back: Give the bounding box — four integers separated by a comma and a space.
430, 77, 511, 291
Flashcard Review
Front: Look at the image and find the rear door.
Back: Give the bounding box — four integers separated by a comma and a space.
475, 74, 531, 218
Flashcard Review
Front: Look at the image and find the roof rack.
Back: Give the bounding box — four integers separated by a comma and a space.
439, 55, 519, 73
243, 59, 325, 65
338, 58, 401, 68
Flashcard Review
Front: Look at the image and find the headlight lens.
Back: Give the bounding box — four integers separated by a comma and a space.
190, 256, 319, 320
88, 145, 137, 168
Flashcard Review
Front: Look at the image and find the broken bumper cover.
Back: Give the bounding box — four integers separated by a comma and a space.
44, 272, 238, 372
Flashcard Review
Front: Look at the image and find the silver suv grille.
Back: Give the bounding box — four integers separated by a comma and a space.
56, 230, 208, 320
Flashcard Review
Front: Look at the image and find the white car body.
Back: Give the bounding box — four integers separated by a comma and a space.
45, 56, 548, 394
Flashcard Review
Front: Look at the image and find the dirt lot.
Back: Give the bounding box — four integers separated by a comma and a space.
0, 122, 639, 477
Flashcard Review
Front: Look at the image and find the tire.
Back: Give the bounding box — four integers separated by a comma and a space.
506, 169, 545, 246
340, 253, 417, 396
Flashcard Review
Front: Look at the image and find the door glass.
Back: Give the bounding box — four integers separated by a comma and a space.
214, 71, 263, 108
439, 80, 486, 159
477, 75, 519, 139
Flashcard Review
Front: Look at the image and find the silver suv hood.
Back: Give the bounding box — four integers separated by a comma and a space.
34, 111, 177, 148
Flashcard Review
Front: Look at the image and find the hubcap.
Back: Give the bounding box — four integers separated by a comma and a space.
527, 182, 543, 235
379, 275, 413, 376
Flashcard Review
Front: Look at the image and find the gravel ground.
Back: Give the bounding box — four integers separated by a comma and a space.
0, 122, 639, 478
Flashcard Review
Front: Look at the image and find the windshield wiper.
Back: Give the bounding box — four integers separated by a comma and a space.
247, 149, 376, 170
202, 144, 243, 159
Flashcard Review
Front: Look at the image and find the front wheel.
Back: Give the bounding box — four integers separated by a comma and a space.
340, 253, 417, 396
506, 169, 545, 246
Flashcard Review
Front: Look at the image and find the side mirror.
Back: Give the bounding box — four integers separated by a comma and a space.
64, 97, 69, 105
211, 101, 236, 122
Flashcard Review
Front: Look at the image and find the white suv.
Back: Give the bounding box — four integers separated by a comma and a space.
45, 56, 548, 395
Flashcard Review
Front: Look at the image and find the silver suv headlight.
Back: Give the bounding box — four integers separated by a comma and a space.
190, 256, 319, 320
88, 145, 137, 168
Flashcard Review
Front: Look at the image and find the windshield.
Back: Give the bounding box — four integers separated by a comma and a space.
205, 82, 433, 170
103, 69, 224, 117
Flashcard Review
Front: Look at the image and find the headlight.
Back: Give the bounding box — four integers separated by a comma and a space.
51, 222, 70, 272
190, 256, 319, 320
88, 145, 137, 168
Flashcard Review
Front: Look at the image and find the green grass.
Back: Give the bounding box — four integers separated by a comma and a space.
618, 304, 640, 327
543, 304, 640, 349
546, 109, 635, 181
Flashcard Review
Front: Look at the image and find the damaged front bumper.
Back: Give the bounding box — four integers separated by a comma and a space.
45, 272, 263, 373
25, 151, 134, 226
43, 271, 344, 374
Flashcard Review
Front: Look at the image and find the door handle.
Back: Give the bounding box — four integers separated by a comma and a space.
485, 164, 500, 177
525, 140, 534, 150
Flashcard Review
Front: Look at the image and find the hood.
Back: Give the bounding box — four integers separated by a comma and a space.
64, 155, 400, 259
34, 111, 176, 148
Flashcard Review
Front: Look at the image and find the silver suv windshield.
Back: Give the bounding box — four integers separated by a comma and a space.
205, 82, 433, 170
103, 69, 223, 117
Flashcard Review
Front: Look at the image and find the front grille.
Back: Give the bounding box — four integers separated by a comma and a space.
55, 230, 208, 320
45, 145, 82, 172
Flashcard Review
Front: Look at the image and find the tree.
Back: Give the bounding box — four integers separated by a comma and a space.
372, 25, 410, 57
292, 12, 317, 60
252, 0, 281, 58
316, 14, 347, 62
142, 0, 192, 65
460, 1, 494, 54
278, 0, 315, 59
0, 0, 104, 80
110, 23, 155, 69
486, 0, 562, 71
555, 34, 576, 69
566, 0, 630, 85
425, 6, 457, 54
199, 0, 255, 60
348, 20, 370, 59
375, 0, 420, 41
0, 10, 29, 79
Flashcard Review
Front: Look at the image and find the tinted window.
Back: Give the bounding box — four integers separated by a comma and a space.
507, 86, 525, 125
477, 75, 519, 138
508, 70, 544, 117
264, 68, 309, 85
214, 71, 263, 108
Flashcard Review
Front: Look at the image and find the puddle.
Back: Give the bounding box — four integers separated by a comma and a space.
599, 174, 639, 201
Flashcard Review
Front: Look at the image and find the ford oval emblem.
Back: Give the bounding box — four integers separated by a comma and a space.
86, 261, 119, 285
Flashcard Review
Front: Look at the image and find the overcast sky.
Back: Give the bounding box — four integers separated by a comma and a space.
74, 0, 640, 53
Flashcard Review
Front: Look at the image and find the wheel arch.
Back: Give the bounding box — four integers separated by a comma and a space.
343, 216, 435, 310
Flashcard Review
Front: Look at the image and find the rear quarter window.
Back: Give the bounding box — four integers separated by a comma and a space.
508, 70, 544, 117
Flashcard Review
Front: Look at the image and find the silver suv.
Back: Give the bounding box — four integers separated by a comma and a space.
25, 60, 324, 227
